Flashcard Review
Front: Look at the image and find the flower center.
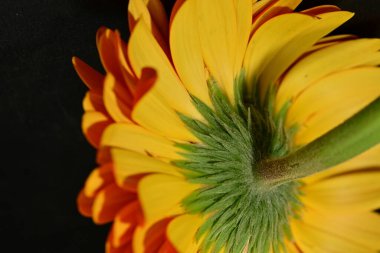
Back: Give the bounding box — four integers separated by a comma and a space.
174, 75, 302, 253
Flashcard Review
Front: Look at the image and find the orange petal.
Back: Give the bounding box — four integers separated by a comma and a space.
83, 92, 107, 113
92, 184, 136, 224
83, 163, 114, 198
97, 147, 112, 164
169, 0, 185, 25
77, 190, 93, 217
133, 67, 157, 106
98, 29, 125, 82
144, 218, 174, 253
72, 57, 104, 93
109, 202, 143, 248
82, 111, 113, 148
158, 241, 178, 253
145, 0, 169, 39
106, 241, 133, 253
103, 74, 133, 122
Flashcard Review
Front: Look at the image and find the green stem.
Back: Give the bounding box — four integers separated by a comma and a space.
260, 96, 380, 185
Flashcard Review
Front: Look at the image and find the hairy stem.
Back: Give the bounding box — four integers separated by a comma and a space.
260, 96, 380, 186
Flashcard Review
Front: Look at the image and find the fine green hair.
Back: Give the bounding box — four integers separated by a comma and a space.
174, 74, 302, 253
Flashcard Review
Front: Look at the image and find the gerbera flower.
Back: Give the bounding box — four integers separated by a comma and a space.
73, 0, 380, 252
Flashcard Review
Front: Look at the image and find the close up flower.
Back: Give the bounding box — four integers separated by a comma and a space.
73, 0, 380, 252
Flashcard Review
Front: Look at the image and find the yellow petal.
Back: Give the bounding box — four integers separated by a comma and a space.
300, 4, 341, 16
251, 0, 276, 18
196, 0, 237, 102
128, 20, 199, 119
317, 34, 357, 44
304, 144, 380, 184
260, 11, 353, 94
300, 209, 380, 250
167, 214, 205, 253
138, 174, 199, 224
292, 219, 375, 253
283, 240, 301, 253
111, 148, 183, 187
233, 0, 252, 75
128, 0, 168, 52
302, 169, 380, 214
277, 38, 380, 112
251, 0, 302, 35
133, 225, 146, 253
128, 21, 200, 141
103, 74, 132, 123
101, 123, 182, 160
170, 0, 210, 105
286, 67, 380, 145
245, 13, 318, 96
132, 90, 197, 142
83, 92, 96, 111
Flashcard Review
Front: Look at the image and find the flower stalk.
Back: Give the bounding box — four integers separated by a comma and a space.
260, 96, 380, 186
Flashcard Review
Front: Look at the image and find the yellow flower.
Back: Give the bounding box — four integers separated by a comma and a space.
73, 0, 380, 252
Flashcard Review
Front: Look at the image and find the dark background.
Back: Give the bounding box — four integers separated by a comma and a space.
0, 0, 379, 252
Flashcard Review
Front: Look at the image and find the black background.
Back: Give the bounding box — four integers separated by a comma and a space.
0, 0, 379, 252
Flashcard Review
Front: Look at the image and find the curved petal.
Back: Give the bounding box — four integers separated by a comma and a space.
98, 29, 126, 83
286, 67, 380, 145
103, 74, 132, 122
300, 209, 380, 250
72, 57, 104, 93
110, 201, 143, 248
292, 219, 375, 253
138, 174, 199, 224
101, 123, 181, 160
302, 169, 380, 214
128, 20, 200, 141
251, 0, 302, 35
83, 163, 114, 198
300, 5, 341, 16
128, 0, 169, 53
245, 11, 353, 100
92, 184, 136, 224
245, 13, 318, 96
77, 190, 93, 217
132, 92, 197, 142
111, 148, 184, 188
128, 20, 198, 118
83, 92, 106, 113
144, 218, 173, 253
82, 111, 113, 147
277, 38, 380, 112
170, 0, 210, 105
167, 214, 204, 253
260, 11, 353, 93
